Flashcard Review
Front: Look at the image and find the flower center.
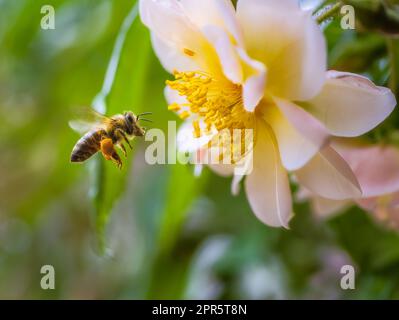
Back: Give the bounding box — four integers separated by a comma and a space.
166, 71, 255, 138
166, 71, 256, 162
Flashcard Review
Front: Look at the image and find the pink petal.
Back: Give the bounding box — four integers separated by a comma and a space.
295, 146, 362, 200
356, 197, 379, 213
334, 143, 399, 197
306, 71, 397, 137
356, 192, 399, 228
312, 197, 351, 218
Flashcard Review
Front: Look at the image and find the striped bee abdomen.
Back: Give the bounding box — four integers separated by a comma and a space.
70, 129, 106, 163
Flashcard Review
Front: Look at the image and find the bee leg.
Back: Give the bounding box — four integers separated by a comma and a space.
100, 138, 123, 169
116, 129, 133, 150
111, 152, 123, 169
118, 143, 127, 158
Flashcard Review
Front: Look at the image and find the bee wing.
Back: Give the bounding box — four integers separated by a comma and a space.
69, 107, 111, 134
68, 120, 102, 134
74, 106, 111, 123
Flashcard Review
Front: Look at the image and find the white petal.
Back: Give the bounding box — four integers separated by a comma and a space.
295, 146, 362, 200
194, 163, 203, 176
140, 0, 197, 47
164, 85, 187, 105
201, 146, 236, 177
244, 124, 293, 228
306, 71, 397, 137
231, 173, 243, 195
201, 26, 267, 106
264, 99, 329, 170
180, 0, 243, 45
239, 0, 301, 12
236, 0, 326, 101
177, 121, 216, 153
151, 33, 200, 73
231, 151, 254, 195
140, 0, 211, 71
202, 25, 243, 84
237, 48, 266, 111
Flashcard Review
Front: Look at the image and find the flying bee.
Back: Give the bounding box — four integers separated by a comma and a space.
69, 107, 152, 169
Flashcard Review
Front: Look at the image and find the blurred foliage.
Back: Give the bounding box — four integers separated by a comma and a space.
0, 0, 399, 299
343, 0, 399, 35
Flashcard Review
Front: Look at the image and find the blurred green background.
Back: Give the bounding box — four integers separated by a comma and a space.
1, 0, 399, 299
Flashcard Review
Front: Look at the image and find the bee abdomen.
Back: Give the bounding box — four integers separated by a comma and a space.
70, 130, 106, 163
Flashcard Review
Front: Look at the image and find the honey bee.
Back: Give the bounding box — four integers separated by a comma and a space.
70, 107, 151, 169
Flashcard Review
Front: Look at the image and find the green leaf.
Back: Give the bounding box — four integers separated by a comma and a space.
145, 164, 209, 299
157, 163, 209, 255
90, 1, 152, 253
327, 31, 386, 73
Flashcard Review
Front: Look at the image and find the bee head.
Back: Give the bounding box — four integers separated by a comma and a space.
124, 111, 146, 137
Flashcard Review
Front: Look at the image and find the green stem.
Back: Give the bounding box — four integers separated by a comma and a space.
386, 37, 399, 137
92, 3, 139, 114
316, 1, 344, 24
387, 38, 399, 98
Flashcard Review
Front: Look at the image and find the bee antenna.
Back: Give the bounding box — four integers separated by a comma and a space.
136, 112, 152, 121
137, 111, 153, 120
138, 118, 153, 123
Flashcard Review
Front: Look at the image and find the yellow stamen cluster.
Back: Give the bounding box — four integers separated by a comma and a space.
167, 71, 254, 134
166, 71, 256, 162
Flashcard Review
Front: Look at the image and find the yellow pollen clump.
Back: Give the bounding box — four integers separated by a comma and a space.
179, 111, 190, 120
183, 48, 195, 57
168, 103, 181, 111
192, 120, 201, 138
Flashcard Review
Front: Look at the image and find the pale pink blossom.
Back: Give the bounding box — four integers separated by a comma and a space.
300, 141, 399, 229
140, 0, 396, 227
